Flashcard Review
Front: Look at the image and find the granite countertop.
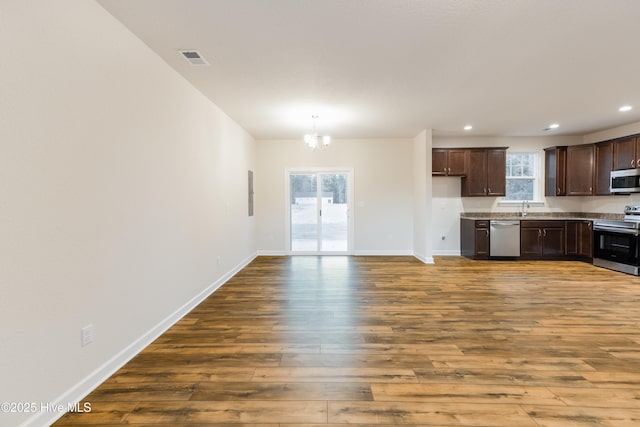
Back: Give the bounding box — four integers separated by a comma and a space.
460, 212, 624, 221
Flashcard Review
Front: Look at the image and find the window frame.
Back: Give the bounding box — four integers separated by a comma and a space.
500, 151, 543, 205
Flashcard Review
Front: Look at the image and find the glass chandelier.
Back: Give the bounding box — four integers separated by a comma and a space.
304, 115, 331, 151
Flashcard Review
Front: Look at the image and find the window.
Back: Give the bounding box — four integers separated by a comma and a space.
504, 152, 539, 201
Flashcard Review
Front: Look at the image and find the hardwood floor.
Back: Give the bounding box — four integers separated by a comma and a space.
55, 256, 640, 426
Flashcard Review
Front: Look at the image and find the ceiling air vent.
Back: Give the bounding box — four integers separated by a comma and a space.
179, 50, 209, 66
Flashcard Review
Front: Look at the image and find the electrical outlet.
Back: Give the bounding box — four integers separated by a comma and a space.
81, 324, 94, 347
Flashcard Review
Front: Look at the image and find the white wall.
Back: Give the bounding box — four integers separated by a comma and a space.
413, 130, 434, 262
0, 2, 256, 426
256, 139, 414, 255
413, 131, 427, 261
583, 120, 640, 144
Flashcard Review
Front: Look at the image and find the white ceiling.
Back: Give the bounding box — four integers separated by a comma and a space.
97, 0, 640, 140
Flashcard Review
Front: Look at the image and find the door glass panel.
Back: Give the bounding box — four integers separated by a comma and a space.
320, 173, 348, 252
290, 174, 318, 251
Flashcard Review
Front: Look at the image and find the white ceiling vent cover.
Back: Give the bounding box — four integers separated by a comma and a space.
179, 50, 209, 66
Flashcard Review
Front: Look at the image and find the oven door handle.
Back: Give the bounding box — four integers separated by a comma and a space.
594, 225, 640, 236
610, 243, 631, 249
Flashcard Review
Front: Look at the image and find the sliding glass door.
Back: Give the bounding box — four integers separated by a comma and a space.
288, 170, 351, 254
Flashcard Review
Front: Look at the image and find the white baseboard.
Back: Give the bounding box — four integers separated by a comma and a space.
256, 250, 287, 256
27, 252, 257, 427
432, 249, 461, 256
258, 250, 430, 258
413, 252, 435, 264
353, 250, 414, 256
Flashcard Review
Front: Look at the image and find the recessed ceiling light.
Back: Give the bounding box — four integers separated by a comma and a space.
549, 123, 559, 129
619, 105, 633, 112
464, 125, 473, 131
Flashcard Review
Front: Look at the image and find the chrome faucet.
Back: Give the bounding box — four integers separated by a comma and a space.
521, 200, 530, 217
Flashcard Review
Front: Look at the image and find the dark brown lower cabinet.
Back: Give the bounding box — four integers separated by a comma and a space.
462, 218, 592, 262
565, 220, 593, 260
579, 221, 593, 259
565, 221, 579, 256
520, 221, 565, 259
460, 218, 489, 259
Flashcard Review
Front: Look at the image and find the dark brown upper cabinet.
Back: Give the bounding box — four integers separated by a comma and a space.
594, 141, 613, 195
544, 141, 617, 197
612, 136, 640, 170
461, 148, 507, 197
544, 146, 566, 196
432, 148, 467, 176
566, 144, 595, 196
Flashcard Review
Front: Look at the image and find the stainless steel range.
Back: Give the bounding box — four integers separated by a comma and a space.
625, 204, 640, 221
593, 205, 640, 275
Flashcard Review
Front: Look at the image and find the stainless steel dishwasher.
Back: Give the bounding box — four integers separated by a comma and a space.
489, 220, 521, 257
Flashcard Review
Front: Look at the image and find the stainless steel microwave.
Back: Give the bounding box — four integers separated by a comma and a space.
611, 168, 640, 193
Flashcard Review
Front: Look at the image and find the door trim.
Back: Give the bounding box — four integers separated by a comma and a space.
285, 167, 354, 255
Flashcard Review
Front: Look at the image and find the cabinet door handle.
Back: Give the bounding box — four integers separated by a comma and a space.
543, 229, 547, 237
538, 229, 542, 238
633, 159, 636, 168
444, 167, 447, 173
448, 167, 451, 174
637, 159, 639, 168
589, 187, 592, 192
485, 229, 489, 236
487, 187, 491, 194
557, 187, 561, 194
483, 188, 487, 194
